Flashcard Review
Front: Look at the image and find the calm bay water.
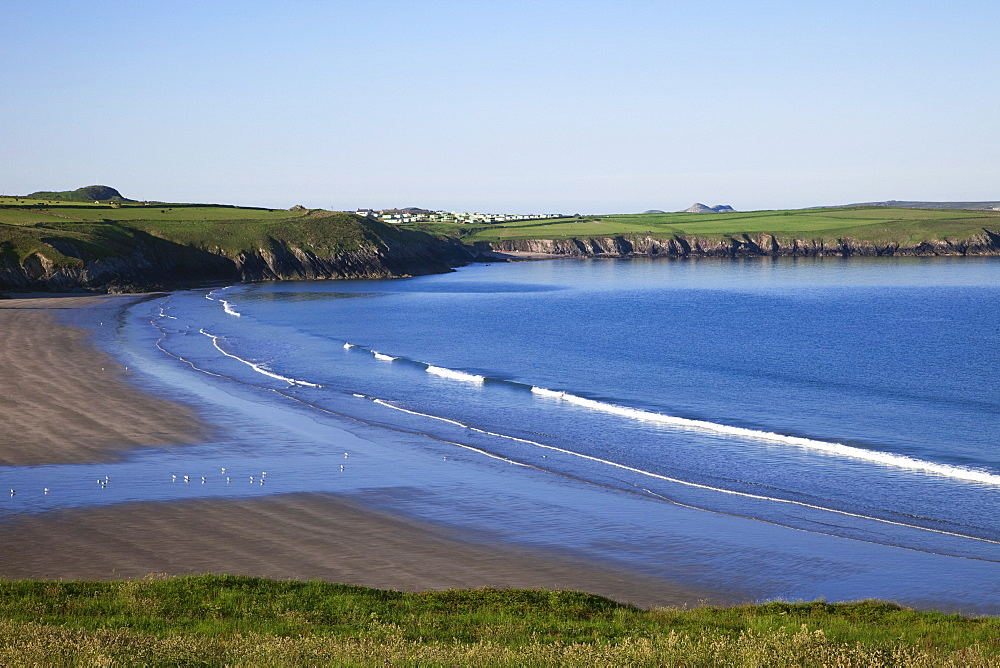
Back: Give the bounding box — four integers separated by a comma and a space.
4, 257, 1000, 611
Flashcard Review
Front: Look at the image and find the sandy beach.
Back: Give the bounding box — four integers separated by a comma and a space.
0, 294, 207, 466
0, 295, 724, 608
0, 492, 721, 608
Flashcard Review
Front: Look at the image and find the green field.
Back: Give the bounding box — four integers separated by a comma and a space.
422, 207, 1000, 246
2, 196, 998, 289
0, 576, 995, 666
0, 200, 404, 270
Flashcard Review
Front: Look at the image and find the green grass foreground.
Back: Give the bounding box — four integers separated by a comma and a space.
0, 576, 996, 666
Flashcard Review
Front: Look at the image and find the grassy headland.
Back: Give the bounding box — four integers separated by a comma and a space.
3, 192, 999, 292
0, 575, 995, 666
408, 206, 1000, 248
0, 197, 467, 290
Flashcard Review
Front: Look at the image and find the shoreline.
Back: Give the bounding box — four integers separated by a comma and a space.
0, 492, 726, 609
0, 294, 728, 609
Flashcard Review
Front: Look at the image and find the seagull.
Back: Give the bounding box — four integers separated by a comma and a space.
221, 467, 226, 474
201, 477, 206, 484
344, 452, 349, 458
340, 465, 345, 471
226, 477, 231, 483
43, 488, 49, 494
9, 489, 13, 496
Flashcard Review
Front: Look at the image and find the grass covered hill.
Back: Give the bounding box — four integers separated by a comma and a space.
0, 196, 471, 291
25, 185, 133, 203
408, 206, 1000, 256
3, 188, 999, 292
0, 575, 996, 665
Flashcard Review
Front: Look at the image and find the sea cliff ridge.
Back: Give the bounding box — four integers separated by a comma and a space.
2, 189, 999, 293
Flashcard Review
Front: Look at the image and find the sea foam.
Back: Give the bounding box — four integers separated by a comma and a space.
369, 397, 1000, 545
199, 329, 320, 388
205, 288, 241, 316
530, 387, 1000, 486
426, 366, 485, 383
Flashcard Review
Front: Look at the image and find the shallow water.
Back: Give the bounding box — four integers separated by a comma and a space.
3, 257, 1000, 612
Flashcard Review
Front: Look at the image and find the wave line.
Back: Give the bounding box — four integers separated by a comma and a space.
531, 387, 1000, 486
426, 365, 485, 383
198, 329, 321, 388
370, 398, 1000, 545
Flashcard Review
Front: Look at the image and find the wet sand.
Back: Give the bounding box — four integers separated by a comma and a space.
0, 294, 206, 466
0, 492, 725, 608
0, 294, 725, 608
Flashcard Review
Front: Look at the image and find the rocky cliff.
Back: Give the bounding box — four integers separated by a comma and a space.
0, 220, 473, 293
479, 228, 1000, 258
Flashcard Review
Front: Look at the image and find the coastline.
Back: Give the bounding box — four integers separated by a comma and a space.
0, 294, 728, 609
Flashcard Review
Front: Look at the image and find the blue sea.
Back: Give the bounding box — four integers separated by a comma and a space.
5, 257, 1000, 612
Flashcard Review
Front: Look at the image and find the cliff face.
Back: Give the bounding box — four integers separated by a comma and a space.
0, 230, 473, 293
478, 228, 1000, 259
233, 236, 471, 282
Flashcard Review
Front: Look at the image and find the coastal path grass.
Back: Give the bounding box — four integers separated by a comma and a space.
0, 575, 996, 666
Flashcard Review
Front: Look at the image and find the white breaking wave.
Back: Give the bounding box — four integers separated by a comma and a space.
373, 352, 397, 362
369, 398, 1000, 546
426, 366, 485, 383
530, 386, 1000, 486
205, 288, 240, 316
199, 329, 321, 388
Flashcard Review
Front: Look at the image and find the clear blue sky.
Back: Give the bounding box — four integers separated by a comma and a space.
3, 1, 998, 212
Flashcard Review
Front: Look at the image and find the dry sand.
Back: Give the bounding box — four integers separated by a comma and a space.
0, 294, 726, 608
0, 294, 206, 466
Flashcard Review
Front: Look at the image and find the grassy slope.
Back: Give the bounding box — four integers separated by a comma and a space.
414, 207, 1000, 246
0, 576, 996, 666
0, 201, 409, 271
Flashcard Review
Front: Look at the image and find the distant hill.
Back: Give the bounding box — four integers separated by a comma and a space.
681, 203, 737, 213
26, 185, 133, 203
841, 200, 1000, 211
642, 209, 666, 214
